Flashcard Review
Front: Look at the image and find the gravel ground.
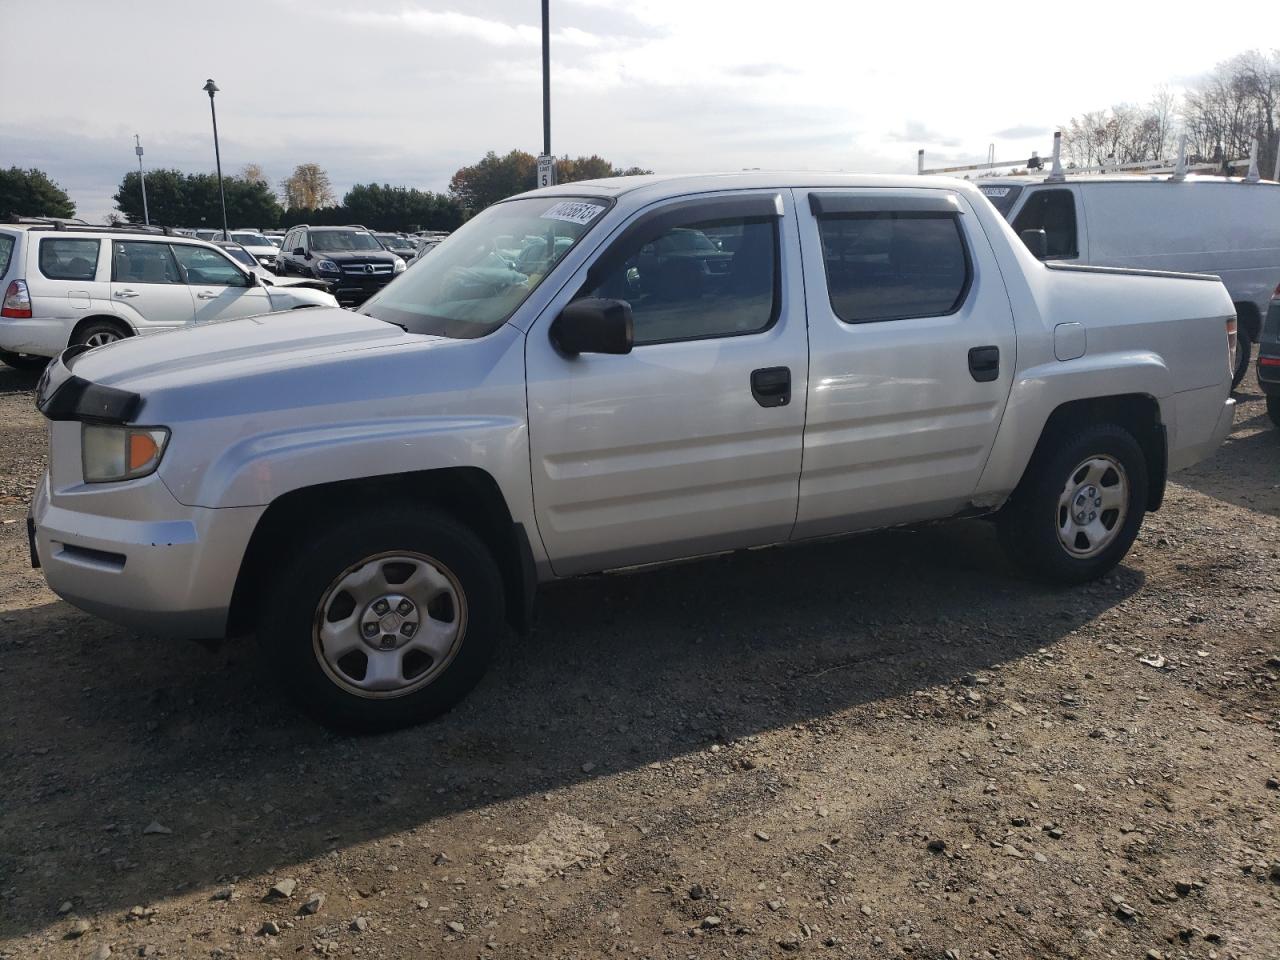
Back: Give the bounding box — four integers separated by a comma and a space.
0, 363, 1276, 960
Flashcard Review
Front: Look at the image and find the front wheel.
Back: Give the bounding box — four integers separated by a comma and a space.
998, 424, 1148, 584
258, 508, 505, 732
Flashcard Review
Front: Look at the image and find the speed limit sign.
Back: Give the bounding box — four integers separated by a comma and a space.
537, 154, 557, 188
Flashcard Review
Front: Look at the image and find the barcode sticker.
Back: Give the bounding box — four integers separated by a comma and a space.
540, 201, 605, 225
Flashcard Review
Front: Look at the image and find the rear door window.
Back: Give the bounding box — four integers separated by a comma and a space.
1012, 189, 1079, 259
38, 238, 100, 281
111, 241, 183, 284
816, 213, 970, 323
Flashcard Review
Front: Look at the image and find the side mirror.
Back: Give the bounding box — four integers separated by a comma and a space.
1019, 228, 1049, 260
550, 298, 634, 356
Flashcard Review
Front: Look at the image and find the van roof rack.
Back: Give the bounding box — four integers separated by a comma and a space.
918, 131, 1264, 184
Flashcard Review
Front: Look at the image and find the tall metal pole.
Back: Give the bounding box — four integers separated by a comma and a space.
204, 79, 229, 239
135, 134, 150, 226
541, 0, 551, 159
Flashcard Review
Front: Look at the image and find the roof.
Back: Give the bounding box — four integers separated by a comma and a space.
515, 171, 979, 204
973, 173, 1279, 187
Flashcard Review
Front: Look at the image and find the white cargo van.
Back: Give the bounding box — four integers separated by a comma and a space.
976, 174, 1280, 386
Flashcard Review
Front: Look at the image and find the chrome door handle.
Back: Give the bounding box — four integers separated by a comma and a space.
115, 289, 139, 298
196, 291, 218, 300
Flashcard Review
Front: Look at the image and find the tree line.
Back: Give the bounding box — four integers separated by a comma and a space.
1, 149, 652, 228
1061, 49, 1278, 174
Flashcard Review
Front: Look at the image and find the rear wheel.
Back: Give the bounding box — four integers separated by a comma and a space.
0, 350, 49, 372
72, 319, 130, 350
258, 507, 504, 732
1268, 396, 1280, 430
998, 424, 1148, 584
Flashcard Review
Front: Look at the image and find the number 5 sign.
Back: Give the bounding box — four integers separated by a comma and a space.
537, 154, 557, 188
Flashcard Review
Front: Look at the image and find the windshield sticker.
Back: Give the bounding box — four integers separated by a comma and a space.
979, 186, 1012, 197
540, 201, 604, 225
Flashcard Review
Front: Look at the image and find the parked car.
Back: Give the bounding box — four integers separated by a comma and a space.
275, 225, 405, 306
216, 241, 334, 293
224, 231, 279, 270
976, 173, 1280, 388
374, 233, 418, 261
0, 222, 336, 369
1258, 284, 1280, 427
409, 238, 442, 264
28, 173, 1235, 730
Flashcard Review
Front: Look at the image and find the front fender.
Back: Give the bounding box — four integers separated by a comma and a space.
975, 350, 1172, 498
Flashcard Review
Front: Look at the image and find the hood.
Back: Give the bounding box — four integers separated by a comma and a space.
310, 249, 399, 263
68, 307, 417, 395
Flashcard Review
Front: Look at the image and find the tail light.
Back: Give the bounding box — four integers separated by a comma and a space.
2, 279, 31, 319
1225, 316, 1238, 374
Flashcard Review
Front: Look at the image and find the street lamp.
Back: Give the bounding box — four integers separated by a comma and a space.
202, 78, 229, 239
134, 134, 150, 226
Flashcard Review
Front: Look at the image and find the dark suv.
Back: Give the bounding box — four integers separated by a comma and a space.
1258, 285, 1280, 428
276, 225, 405, 306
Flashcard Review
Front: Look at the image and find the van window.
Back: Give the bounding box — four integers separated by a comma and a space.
38, 238, 100, 281
0, 233, 15, 277
977, 184, 1023, 217
111, 241, 183, 284
816, 213, 970, 323
1012, 189, 1079, 259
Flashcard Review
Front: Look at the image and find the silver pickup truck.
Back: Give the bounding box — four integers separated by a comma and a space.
28, 173, 1237, 730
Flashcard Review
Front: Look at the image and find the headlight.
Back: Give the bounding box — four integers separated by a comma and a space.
393, 257, 406, 273
82, 425, 170, 483
317, 259, 341, 273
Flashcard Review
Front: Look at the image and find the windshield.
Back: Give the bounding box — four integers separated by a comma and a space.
359, 195, 609, 338
223, 246, 256, 266
310, 230, 383, 252
231, 232, 269, 247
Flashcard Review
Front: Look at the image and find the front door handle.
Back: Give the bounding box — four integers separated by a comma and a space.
114, 289, 139, 299
968, 345, 1000, 382
195, 290, 218, 300
751, 366, 791, 407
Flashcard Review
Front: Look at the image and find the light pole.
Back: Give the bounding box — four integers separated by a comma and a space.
541, 0, 551, 161
134, 134, 150, 226
203, 78, 229, 239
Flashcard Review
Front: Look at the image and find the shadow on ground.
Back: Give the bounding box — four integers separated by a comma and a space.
0, 519, 1141, 936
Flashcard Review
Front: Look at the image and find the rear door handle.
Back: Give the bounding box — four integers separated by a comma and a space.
751, 366, 791, 407
114, 289, 139, 299
968, 346, 1000, 382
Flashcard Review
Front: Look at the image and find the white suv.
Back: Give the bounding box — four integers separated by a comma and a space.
0, 220, 337, 370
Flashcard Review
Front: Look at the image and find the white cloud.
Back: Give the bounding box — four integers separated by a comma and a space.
337, 8, 604, 48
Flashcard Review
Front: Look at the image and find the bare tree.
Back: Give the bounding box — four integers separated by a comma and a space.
281, 163, 336, 210
1183, 50, 1279, 171
240, 162, 268, 185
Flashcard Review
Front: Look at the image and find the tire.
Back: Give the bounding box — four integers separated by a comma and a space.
1268, 396, 1280, 430
72, 319, 129, 350
258, 507, 505, 733
1231, 328, 1252, 390
998, 423, 1148, 584
0, 350, 49, 372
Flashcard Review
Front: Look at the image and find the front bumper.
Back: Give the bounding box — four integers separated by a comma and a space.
30, 471, 263, 639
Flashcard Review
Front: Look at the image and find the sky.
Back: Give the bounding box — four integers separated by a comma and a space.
1, 0, 1273, 221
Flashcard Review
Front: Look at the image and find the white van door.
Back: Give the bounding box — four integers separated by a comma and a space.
171, 243, 271, 323
109, 240, 195, 330
1007, 185, 1087, 261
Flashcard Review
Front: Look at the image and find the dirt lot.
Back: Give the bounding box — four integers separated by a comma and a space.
0, 364, 1276, 960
